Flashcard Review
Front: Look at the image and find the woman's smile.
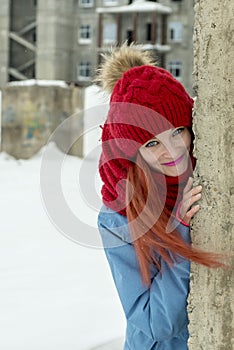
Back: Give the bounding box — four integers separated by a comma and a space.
162, 154, 184, 166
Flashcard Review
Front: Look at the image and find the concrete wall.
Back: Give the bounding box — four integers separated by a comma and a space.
1, 82, 84, 159
188, 0, 234, 349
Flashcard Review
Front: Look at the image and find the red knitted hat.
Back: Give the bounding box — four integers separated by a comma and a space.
98, 47, 194, 215
102, 65, 193, 158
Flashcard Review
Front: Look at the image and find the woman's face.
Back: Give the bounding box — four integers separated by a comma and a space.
139, 127, 192, 177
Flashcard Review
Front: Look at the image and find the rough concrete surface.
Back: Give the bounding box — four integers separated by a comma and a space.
188, 0, 234, 349
1, 83, 84, 159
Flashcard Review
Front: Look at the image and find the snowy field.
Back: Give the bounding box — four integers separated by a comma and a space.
0, 86, 125, 350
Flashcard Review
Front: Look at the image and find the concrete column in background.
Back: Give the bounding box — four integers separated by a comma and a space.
36, 0, 75, 81
0, 0, 10, 87
188, 1, 234, 349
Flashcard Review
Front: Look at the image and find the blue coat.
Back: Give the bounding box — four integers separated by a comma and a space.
98, 205, 191, 350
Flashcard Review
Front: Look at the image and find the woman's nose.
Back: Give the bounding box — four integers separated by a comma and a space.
160, 141, 177, 157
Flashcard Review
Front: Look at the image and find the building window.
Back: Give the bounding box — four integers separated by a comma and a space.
104, 0, 118, 5
79, 25, 92, 44
126, 30, 133, 45
169, 61, 182, 80
169, 22, 183, 42
78, 62, 91, 80
79, 0, 93, 8
103, 23, 117, 44
146, 23, 152, 41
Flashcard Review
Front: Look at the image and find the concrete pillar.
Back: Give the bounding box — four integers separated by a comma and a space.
151, 12, 156, 45
36, 0, 75, 81
188, 1, 234, 349
0, 0, 10, 87
97, 13, 103, 48
132, 13, 138, 42
117, 14, 121, 45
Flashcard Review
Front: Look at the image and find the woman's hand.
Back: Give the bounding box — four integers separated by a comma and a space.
178, 177, 202, 225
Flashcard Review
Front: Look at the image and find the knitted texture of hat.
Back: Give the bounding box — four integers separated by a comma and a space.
110, 65, 193, 141
99, 61, 194, 215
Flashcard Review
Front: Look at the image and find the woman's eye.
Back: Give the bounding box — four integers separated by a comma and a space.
173, 127, 185, 136
145, 140, 159, 148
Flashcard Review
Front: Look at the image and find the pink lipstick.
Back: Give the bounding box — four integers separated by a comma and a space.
162, 154, 184, 167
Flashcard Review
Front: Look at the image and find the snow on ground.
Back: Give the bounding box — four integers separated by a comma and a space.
0, 86, 125, 350
7, 80, 68, 88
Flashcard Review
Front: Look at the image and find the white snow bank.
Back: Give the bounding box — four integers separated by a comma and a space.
7, 79, 68, 88
97, 0, 172, 14
0, 141, 125, 349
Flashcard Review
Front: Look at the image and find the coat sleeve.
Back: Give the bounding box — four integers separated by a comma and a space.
98, 213, 191, 342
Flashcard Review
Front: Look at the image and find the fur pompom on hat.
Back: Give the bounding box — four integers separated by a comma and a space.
97, 43, 194, 214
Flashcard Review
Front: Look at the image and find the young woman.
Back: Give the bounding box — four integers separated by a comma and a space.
97, 44, 221, 350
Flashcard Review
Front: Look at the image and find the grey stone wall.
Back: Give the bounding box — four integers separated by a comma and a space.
1, 82, 84, 159
188, 0, 234, 349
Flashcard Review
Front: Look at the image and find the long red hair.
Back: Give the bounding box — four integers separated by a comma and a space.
126, 152, 225, 286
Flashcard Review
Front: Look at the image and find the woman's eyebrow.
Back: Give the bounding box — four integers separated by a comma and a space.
149, 137, 159, 141
145, 138, 157, 144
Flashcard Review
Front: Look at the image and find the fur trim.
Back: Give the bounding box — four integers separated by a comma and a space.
95, 42, 156, 94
